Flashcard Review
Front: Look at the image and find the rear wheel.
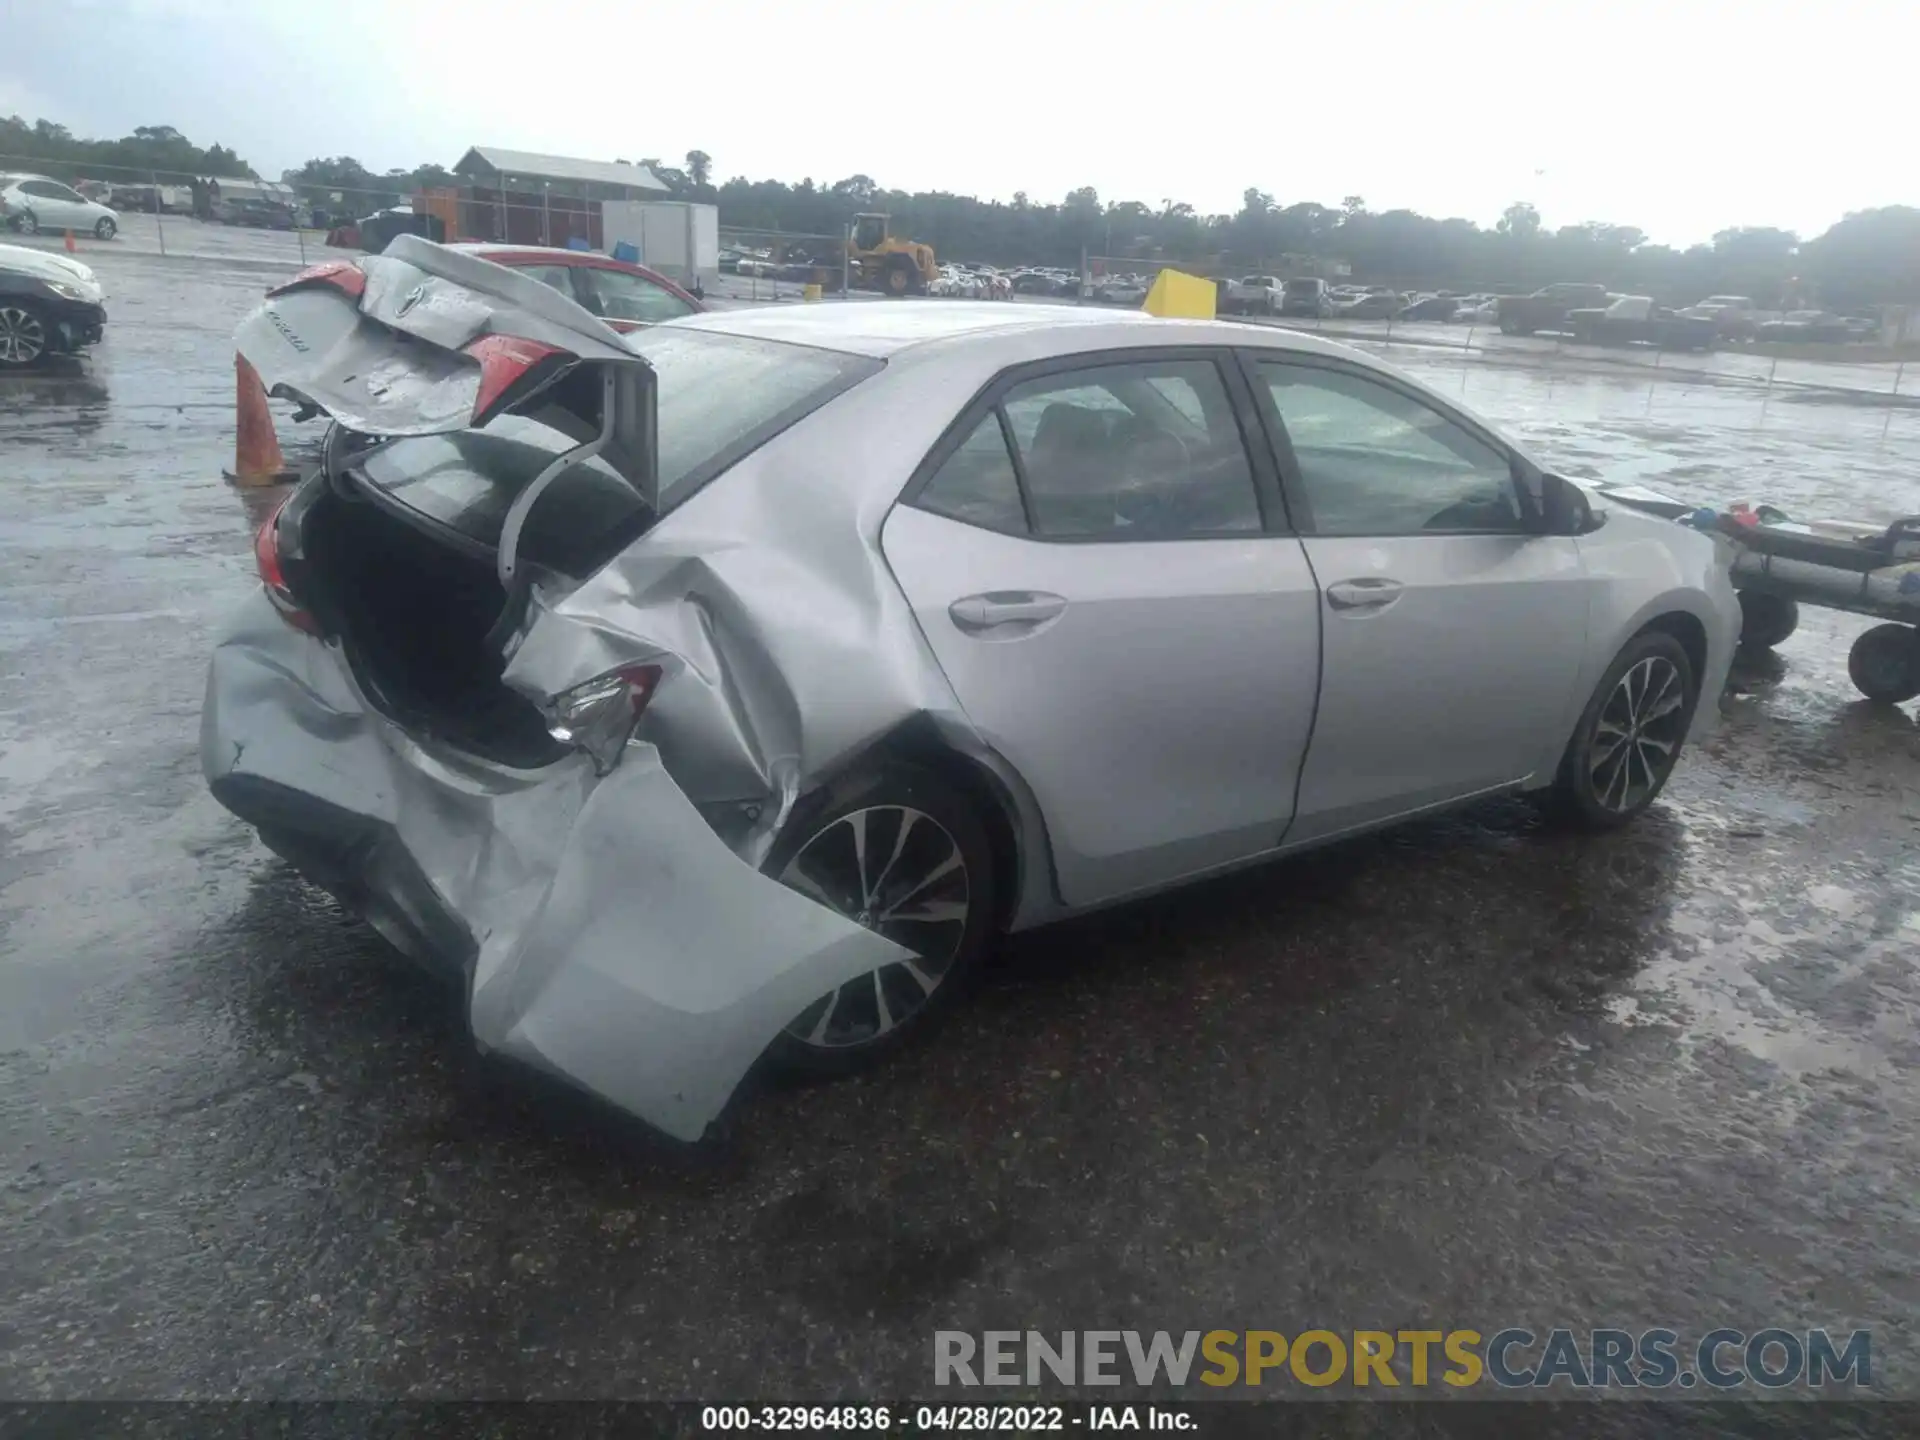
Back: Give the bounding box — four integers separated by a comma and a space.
12, 209, 38, 236
765, 764, 995, 1074
1737, 591, 1800, 650
883, 257, 915, 297
1552, 631, 1697, 828
0, 302, 49, 367
1847, 623, 1920, 704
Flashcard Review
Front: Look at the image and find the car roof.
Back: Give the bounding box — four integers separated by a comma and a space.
670, 300, 1374, 361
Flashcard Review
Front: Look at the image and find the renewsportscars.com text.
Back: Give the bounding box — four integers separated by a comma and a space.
934, 1328, 1871, 1390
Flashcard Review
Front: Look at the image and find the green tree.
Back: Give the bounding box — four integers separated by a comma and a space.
686, 149, 712, 188
1498, 201, 1542, 238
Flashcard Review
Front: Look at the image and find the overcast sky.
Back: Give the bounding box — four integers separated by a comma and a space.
2, 0, 1906, 245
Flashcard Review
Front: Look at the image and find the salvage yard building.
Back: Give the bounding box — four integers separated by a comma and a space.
448, 146, 672, 250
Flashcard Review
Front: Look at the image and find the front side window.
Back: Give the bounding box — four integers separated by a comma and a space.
1257, 362, 1522, 536
998, 359, 1261, 539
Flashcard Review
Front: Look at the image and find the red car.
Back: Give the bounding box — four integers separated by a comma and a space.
449, 243, 704, 331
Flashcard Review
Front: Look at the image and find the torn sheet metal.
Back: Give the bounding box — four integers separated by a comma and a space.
202, 590, 908, 1142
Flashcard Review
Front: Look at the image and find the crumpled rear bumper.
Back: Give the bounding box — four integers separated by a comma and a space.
201, 591, 909, 1141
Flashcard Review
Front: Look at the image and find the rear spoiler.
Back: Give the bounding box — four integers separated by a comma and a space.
236, 236, 657, 581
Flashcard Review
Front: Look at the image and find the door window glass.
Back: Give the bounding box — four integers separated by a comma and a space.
1258, 363, 1523, 535
1000, 360, 1260, 539
511, 264, 576, 296
916, 414, 1028, 534
575, 266, 698, 324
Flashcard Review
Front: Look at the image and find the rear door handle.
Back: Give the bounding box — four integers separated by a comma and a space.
949, 591, 1069, 633
1325, 577, 1404, 611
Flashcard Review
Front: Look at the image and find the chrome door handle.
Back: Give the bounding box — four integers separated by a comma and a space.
1325, 578, 1404, 611
949, 592, 1069, 632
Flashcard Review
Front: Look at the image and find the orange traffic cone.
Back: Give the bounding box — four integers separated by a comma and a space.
63, 229, 75, 253
224, 353, 299, 486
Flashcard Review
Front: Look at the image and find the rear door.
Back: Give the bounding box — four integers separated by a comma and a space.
1245, 354, 1592, 843
882, 350, 1322, 907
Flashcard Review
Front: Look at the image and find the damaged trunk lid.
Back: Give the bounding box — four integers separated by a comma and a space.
238, 238, 660, 766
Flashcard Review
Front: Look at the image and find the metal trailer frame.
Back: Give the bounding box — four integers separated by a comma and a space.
1598, 485, 1920, 704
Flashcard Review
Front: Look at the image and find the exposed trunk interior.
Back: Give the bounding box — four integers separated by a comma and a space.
300, 489, 568, 769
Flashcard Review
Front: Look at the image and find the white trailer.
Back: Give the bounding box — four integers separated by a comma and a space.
599, 200, 720, 297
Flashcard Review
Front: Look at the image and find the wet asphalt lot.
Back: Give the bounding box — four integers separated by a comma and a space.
4, 233, 1920, 1420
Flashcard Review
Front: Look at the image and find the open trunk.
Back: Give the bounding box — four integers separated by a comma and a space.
236, 235, 876, 772
301, 485, 557, 767
280, 423, 655, 769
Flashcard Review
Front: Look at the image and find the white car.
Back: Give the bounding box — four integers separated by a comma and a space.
1, 174, 118, 240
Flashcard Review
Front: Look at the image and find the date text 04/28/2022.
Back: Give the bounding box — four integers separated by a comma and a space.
700, 1406, 1189, 1431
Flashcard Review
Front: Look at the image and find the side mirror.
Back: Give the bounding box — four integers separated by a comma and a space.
1539, 472, 1605, 536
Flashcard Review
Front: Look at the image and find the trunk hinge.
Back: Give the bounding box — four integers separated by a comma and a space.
496, 368, 652, 589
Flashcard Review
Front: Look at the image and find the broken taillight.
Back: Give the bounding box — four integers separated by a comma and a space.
464, 335, 567, 425
253, 494, 320, 635
542, 664, 663, 775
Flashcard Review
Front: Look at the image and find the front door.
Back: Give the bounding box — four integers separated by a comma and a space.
22, 180, 88, 229
1248, 356, 1593, 841
883, 352, 1322, 906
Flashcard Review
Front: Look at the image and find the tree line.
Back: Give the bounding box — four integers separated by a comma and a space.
698, 174, 1920, 311
0, 117, 253, 184
6, 120, 1917, 308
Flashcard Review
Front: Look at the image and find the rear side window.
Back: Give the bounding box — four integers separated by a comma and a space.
919, 415, 1027, 533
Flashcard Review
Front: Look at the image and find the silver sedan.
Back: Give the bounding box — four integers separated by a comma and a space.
203, 239, 1740, 1140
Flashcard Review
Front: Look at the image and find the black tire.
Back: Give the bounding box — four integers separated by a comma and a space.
1737, 591, 1800, 650
1551, 631, 1698, 829
0, 299, 51, 368
763, 762, 996, 1074
1847, 623, 1920, 704
13, 209, 38, 236
883, 257, 915, 298
94, 216, 116, 240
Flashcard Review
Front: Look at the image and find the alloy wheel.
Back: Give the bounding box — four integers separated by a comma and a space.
777, 805, 971, 1050
1588, 655, 1687, 813
15, 211, 37, 236
0, 306, 46, 366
